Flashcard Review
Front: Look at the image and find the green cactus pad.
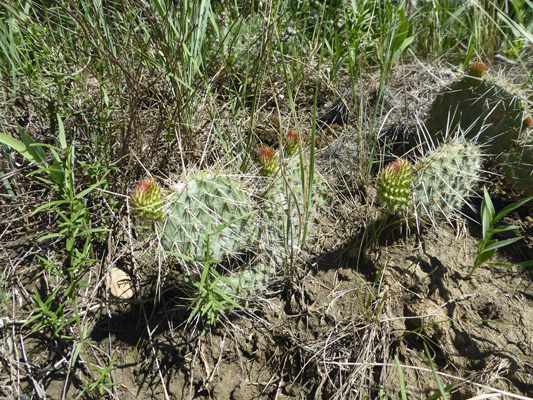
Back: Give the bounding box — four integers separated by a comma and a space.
158, 173, 258, 261
425, 73, 526, 155
412, 140, 482, 223
216, 262, 277, 298
262, 156, 329, 250
499, 142, 533, 195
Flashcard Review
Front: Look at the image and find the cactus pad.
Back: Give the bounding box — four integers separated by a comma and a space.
158, 173, 258, 261
412, 140, 482, 223
425, 71, 527, 155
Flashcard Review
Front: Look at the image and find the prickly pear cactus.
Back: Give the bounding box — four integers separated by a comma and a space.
261, 154, 329, 250
499, 140, 533, 195
131, 177, 164, 221
215, 262, 277, 299
158, 172, 258, 261
377, 140, 483, 225
425, 62, 528, 156
413, 140, 482, 223
376, 159, 414, 213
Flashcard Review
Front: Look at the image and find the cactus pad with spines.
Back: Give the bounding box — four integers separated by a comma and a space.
425, 68, 527, 156
412, 140, 482, 223
158, 173, 258, 261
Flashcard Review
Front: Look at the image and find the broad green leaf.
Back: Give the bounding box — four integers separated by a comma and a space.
0, 131, 39, 163
20, 128, 47, 164
50, 157, 65, 187
474, 249, 496, 266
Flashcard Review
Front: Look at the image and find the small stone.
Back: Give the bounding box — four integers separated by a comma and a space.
107, 268, 134, 299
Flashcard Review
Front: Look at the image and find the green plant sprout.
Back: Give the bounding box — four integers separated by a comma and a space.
468, 187, 533, 278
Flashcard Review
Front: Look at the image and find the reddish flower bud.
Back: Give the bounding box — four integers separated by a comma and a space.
285, 129, 300, 156
258, 145, 277, 176
131, 178, 164, 221
467, 62, 488, 78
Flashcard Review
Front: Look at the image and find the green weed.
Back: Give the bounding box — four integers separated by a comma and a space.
469, 186, 533, 278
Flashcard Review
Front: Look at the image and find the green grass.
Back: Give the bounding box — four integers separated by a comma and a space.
1, 0, 532, 397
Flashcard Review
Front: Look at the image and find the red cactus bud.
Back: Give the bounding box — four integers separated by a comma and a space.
286, 129, 300, 156
467, 62, 488, 78
523, 116, 533, 129
376, 159, 414, 212
131, 177, 164, 221
258, 145, 277, 176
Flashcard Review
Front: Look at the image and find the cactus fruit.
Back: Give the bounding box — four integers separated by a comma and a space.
412, 140, 482, 223
131, 177, 164, 221
158, 173, 258, 261
377, 159, 414, 213
425, 65, 527, 156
